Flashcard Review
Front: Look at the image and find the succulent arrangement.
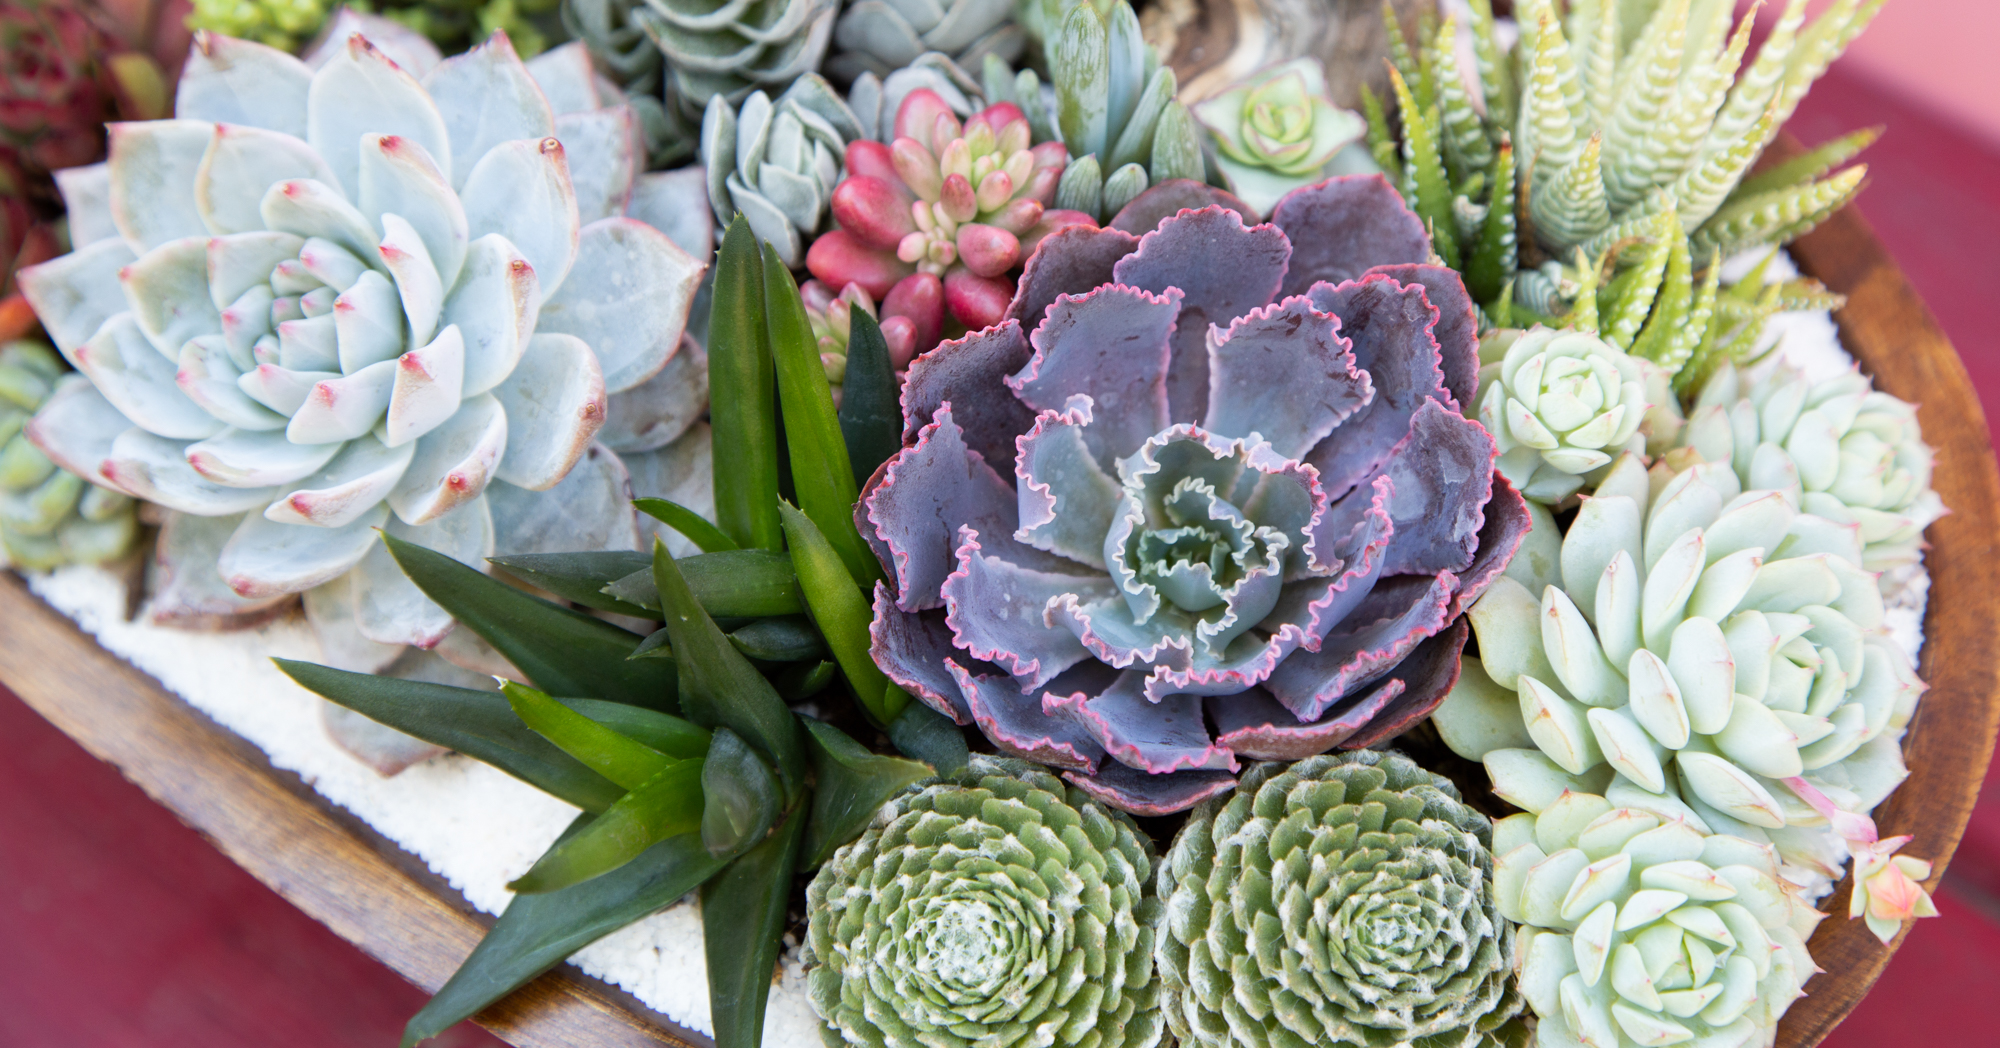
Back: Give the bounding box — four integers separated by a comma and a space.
2, 2, 1962, 1048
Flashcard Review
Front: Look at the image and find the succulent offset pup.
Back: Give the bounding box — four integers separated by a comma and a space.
804, 755, 1167, 1048
16, 29, 703, 644
1158, 751, 1529, 1048
0, 340, 137, 569
862, 176, 1531, 815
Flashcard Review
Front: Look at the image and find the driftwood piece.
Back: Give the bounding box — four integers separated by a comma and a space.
1143, 0, 1431, 107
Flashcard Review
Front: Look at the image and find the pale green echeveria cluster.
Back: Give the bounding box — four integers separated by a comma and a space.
1477, 327, 1657, 506
803, 756, 1165, 1048
1493, 793, 1822, 1048
702, 72, 863, 267
1435, 455, 1925, 893
1680, 360, 1942, 580
17, 30, 703, 647
1191, 57, 1366, 217
826, 0, 1027, 86
1157, 751, 1529, 1048
0, 342, 138, 570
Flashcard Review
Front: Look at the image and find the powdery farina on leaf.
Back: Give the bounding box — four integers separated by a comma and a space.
17, 28, 704, 647
861, 175, 1531, 814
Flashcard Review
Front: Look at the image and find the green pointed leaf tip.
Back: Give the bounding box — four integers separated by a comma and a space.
634, 497, 739, 553
837, 309, 900, 490
380, 535, 677, 712
650, 540, 806, 796
487, 551, 659, 618
508, 759, 706, 894
701, 806, 806, 1048
275, 660, 626, 814
761, 242, 879, 587
701, 728, 783, 857
601, 548, 803, 618
776, 500, 902, 725
556, 699, 711, 760
402, 826, 732, 1047
1387, 66, 1460, 268
503, 681, 679, 792
801, 718, 936, 870
729, 615, 828, 661
710, 217, 782, 552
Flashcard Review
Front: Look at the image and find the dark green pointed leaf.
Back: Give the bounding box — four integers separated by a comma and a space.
508, 758, 705, 894
701, 728, 782, 857
276, 659, 625, 813
556, 699, 711, 759
629, 628, 673, 659
801, 718, 935, 869
486, 551, 656, 616
770, 660, 837, 701
602, 549, 802, 618
652, 540, 806, 798
503, 681, 677, 791
710, 217, 783, 552
634, 497, 740, 553
882, 697, 970, 776
728, 615, 827, 662
836, 309, 900, 489
383, 535, 677, 712
401, 819, 733, 1048
701, 806, 805, 1048
763, 243, 879, 586
778, 500, 901, 724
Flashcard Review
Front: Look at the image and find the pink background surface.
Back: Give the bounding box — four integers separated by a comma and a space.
6, 11, 2000, 1046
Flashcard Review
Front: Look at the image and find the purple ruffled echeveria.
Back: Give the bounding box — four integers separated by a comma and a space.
861, 175, 1531, 815
15, 30, 703, 644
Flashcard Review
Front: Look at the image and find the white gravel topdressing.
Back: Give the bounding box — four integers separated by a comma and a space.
14, 254, 1927, 1047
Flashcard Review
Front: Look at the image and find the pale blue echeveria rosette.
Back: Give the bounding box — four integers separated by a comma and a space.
17, 28, 705, 646
859, 175, 1533, 815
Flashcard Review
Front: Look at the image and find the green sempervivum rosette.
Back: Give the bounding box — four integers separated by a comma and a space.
1192, 57, 1365, 217
0, 341, 137, 569
1494, 793, 1821, 1048
1681, 360, 1941, 579
1156, 750, 1529, 1048
804, 755, 1166, 1048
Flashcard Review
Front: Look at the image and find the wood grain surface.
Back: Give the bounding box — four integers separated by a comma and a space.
1773, 165, 2000, 1047
0, 573, 703, 1048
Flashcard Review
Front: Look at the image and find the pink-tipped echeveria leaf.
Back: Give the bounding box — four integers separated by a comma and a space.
16, 27, 704, 650
858, 183, 1518, 814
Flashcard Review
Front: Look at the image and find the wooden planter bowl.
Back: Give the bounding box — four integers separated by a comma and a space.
4, 8, 1996, 1046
